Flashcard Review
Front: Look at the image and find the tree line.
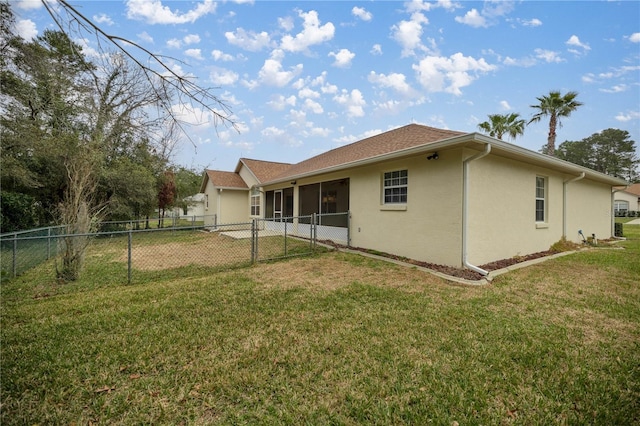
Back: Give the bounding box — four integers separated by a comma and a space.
0, 3, 204, 234
477, 91, 639, 182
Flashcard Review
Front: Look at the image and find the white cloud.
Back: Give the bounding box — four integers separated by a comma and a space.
13, 1, 42, 10
405, 0, 458, 13
368, 71, 415, 97
499, 100, 511, 110
225, 28, 272, 52
93, 13, 114, 26
534, 48, 564, 63
371, 44, 383, 55
278, 16, 295, 32
138, 31, 154, 43
280, 10, 335, 53
15, 19, 38, 41
455, 9, 487, 28
333, 89, 366, 117
629, 33, 640, 43
303, 98, 324, 114
170, 103, 214, 127
455, 2, 514, 28
581, 73, 595, 84
183, 34, 201, 45
185, 48, 203, 60
600, 84, 629, 94
262, 126, 286, 138
615, 111, 640, 122
209, 68, 239, 86
126, 0, 217, 24
166, 34, 201, 49
267, 95, 297, 110
391, 12, 429, 57
329, 49, 355, 68
566, 35, 590, 52
298, 87, 320, 99
247, 49, 303, 88
167, 38, 182, 49
520, 18, 542, 27
352, 6, 372, 21
413, 53, 496, 95
211, 49, 234, 61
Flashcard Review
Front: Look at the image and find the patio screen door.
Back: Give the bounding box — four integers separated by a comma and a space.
274, 190, 282, 220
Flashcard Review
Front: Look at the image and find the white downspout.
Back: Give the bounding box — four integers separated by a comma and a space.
462, 143, 491, 276
563, 172, 585, 238
217, 188, 223, 224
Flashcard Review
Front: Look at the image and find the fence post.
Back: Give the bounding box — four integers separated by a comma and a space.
347, 211, 351, 247
12, 234, 17, 279
127, 230, 132, 284
284, 220, 288, 256
312, 213, 317, 252
251, 219, 257, 264
47, 227, 52, 260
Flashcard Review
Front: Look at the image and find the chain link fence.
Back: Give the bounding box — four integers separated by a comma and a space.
1, 213, 350, 284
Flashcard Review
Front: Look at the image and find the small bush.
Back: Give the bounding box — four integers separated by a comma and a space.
550, 236, 580, 253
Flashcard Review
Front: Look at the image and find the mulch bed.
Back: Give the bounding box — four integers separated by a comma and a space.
329, 242, 563, 281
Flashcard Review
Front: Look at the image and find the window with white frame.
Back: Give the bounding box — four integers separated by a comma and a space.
250, 188, 260, 216
614, 200, 629, 214
535, 176, 546, 222
383, 170, 408, 204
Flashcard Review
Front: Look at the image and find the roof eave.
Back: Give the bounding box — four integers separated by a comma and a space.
263, 131, 628, 188
474, 134, 629, 186
264, 132, 475, 186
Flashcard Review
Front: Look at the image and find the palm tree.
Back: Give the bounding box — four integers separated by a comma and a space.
528, 91, 583, 156
477, 113, 526, 141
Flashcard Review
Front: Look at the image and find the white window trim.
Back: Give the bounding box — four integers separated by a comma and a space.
535, 176, 547, 224
382, 169, 408, 205
250, 189, 261, 217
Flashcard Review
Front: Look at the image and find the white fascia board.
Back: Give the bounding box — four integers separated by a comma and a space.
264, 132, 628, 187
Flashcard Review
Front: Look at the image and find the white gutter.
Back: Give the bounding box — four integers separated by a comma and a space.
462, 143, 491, 276
563, 172, 585, 238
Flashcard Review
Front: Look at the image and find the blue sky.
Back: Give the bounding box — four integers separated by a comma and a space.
12, 0, 640, 172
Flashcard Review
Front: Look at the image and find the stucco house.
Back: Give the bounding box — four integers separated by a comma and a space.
200, 123, 628, 275
200, 159, 292, 226
614, 183, 640, 215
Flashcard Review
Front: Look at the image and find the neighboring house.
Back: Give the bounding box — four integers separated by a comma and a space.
183, 193, 206, 217
200, 124, 628, 274
614, 183, 640, 215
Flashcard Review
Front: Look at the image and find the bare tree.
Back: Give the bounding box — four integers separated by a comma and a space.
56, 149, 104, 281
40, 0, 238, 140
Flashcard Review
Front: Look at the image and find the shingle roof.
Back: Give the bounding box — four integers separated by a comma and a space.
204, 170, 248, 189
267, 124, 466, 183
237, 158, 292, 183
624, 183, 640, 196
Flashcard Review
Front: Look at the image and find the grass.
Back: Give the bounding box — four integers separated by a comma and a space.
1, 226, 639, 424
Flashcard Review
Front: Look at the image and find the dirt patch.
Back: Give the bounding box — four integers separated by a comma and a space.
120, 232, 252, 271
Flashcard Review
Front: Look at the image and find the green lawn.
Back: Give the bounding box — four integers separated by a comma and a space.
1, 226, 639, 424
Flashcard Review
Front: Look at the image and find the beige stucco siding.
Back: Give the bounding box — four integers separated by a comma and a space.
565, 179, 614, 242
238, 165, 260, 188
466, 155, 559, 265
467, 154, 613, 265
348, 150, 463, 267
202, 180, 218, 226
218, 189, 250, 224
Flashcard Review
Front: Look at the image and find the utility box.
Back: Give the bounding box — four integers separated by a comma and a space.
614, 222, 624, 237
